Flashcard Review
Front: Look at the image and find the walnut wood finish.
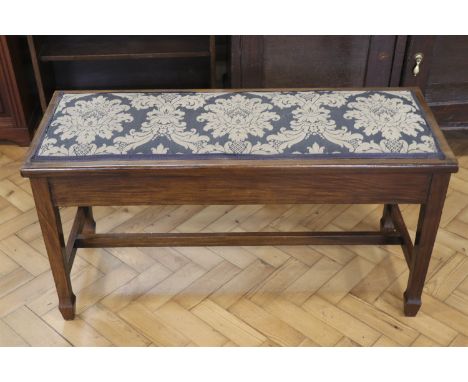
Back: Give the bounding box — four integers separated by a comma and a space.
75, 231, 404, 249
404, 173, 451, 316
48, 171, 431, 206
65, 206, 95, 273
21, 87, 458, 320
389, 204, 414, 268
30, 178, 75, 319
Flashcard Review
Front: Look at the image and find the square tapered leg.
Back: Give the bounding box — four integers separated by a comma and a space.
31, 178, 76, 320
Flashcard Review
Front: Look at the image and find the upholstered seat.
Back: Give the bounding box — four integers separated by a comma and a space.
22, 88, 458, 320
32, 90, 443, 161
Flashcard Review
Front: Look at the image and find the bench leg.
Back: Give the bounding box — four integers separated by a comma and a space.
31, 179, 76, 320
380, 204, 395, 233
82, 206, 96, 234
404, 174, 450, 317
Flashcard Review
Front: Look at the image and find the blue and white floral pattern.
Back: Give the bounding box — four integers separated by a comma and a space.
34, 90, 442, 160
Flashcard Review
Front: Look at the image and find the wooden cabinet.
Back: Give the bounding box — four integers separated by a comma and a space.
231, 35, 468, 130
230, 36, 398, 88
0, 36, 38, 145
400, 36, 468, 129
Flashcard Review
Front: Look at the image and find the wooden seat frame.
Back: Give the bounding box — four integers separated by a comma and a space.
21, 88, 458, 320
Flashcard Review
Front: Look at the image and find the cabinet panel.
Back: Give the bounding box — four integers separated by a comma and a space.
401, 36, 468, 129
263, 36, 370, 87
425, 36, 468, 118
231, 35, 396, 88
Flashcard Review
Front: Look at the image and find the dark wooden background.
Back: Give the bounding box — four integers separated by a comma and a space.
1, 35, 467, 145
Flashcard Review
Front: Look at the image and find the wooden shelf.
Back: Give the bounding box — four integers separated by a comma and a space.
28, 35, 218, 111
39, 36, 212, 62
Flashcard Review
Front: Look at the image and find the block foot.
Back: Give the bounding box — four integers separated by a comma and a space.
59, 294, 76, 320
403, 291, 421, 317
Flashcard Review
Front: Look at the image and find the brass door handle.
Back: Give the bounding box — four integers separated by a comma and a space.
413, 53, 424, 77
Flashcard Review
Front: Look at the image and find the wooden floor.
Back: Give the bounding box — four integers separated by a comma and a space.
1, 132, 468, 346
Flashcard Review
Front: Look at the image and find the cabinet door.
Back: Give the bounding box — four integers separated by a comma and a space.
401, 36, 468, 129
0, 41, 14, 128
230, 36, 396, 88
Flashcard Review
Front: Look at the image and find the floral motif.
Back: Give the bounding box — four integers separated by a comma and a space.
34, 90, 441, 160
37, 137, 68, 156
307, 142, 326, 154
381, 91, 416, 103
196, 94, 280, 154
38, 137, 121, 157
264, 91, 358, 110
114, 94, 215, 154
55, 93, 94, 113
51, 96, 133, 144
118, 92, 213, 111
354, 135, 437, 154
408, 135, 437, 153
344, 93, 426, 140
262, 92, 363, 153
151, 143, 170, 154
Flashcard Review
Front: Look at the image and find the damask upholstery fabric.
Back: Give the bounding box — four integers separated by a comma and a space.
32, 90, 443, 161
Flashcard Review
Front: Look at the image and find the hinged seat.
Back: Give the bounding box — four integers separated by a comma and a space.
21, 88, 458, 320
32, 89, 443, 162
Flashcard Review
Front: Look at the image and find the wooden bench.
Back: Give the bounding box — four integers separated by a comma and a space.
21, 88, 458, 320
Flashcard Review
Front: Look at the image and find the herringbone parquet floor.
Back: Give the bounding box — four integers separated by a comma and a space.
1, 132, 468, 346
